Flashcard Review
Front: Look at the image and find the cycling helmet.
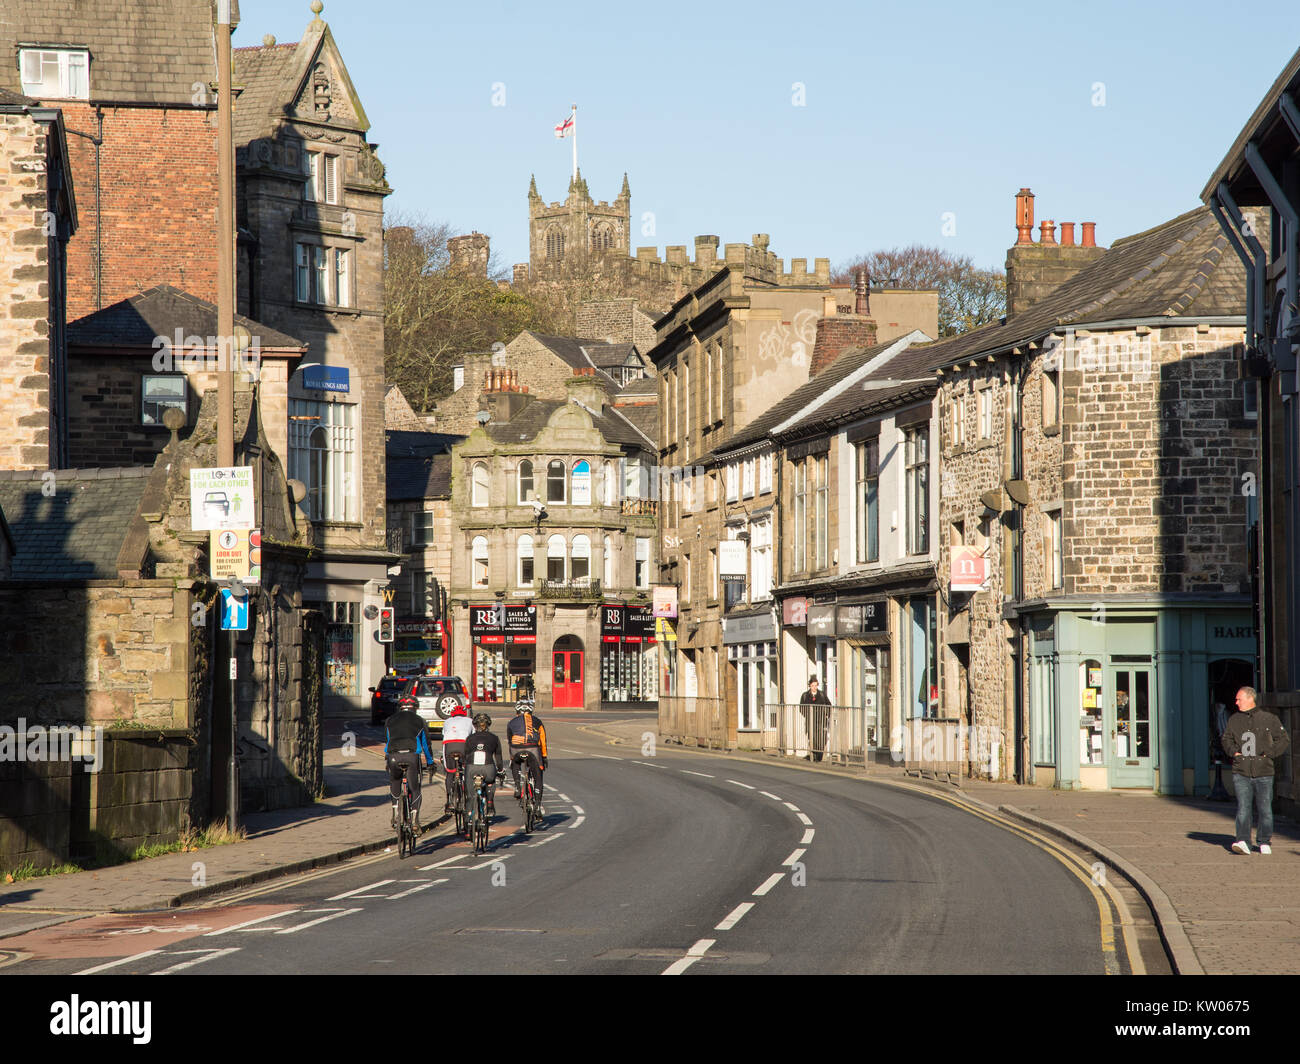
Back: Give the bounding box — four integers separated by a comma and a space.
448, 705, 469, 717
515, 699, 535, 713
472, 712, 492, 728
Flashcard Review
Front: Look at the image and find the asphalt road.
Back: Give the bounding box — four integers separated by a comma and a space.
8, 718, 1122, 975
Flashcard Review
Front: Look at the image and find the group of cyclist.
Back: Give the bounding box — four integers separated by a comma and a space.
383, 683, 549, 838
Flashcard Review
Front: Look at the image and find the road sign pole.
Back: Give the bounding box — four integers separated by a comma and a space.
228, 627, 238, 834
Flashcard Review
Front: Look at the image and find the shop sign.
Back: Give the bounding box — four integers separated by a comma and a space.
652, 586, 678, 619
470, 604, 535, 645
723, 611, 778, 645
302, 364, 350, 393
602, 603, 625, 643
783, 597, 809, 627
655, 618, 677, 642
719, 540, 747, 582
837, 601, 886, 636
806, 603, 837, 638
628, 604, 655, 644
950, 546, 988, 592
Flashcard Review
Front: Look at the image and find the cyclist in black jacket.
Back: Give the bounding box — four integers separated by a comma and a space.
461, 713, 504, 815
385, 704, 438, 835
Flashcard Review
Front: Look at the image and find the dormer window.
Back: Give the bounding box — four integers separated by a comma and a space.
20, 49, 89, 100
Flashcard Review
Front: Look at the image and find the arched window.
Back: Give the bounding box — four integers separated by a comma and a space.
547, 460, 566, 504
571, 534, 591, 584
517, 459, 534, 504
590, 223, 614, 251
603, 535, 614, 588
546, 227, 565, 261
471, 461, 490, 507
517, 533, 534, 587
571, 459, 591, 506
602, 460, 615, 507
472, 536, 489, 587
547, 534, 566, 582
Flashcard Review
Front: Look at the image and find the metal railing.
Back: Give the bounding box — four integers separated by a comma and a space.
658, 696, 728, 750
535, 577, 603, 600
760, 703, 879, 768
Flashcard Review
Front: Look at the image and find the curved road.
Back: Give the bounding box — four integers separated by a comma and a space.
11, 718, 1123, 975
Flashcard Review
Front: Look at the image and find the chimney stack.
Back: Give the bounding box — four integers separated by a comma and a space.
854, 267, 870, 316
1004, 188, 1106, 320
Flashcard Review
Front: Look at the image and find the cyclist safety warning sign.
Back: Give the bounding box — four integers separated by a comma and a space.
189, 466, 254, 531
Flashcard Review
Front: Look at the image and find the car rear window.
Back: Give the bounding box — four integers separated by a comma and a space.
378, 678, 402, 692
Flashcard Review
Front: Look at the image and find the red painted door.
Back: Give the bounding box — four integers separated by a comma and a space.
553, 650, 583, 709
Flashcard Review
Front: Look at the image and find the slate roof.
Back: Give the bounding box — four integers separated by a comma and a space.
613, 402, 659, 443
616, 375, 658, 398
483, 398, 654, 450
68, 284, 305, 351
232, 41, 300, 145
0, 1, 222, 106
0, 88, 41, 108
711, 335, 917, 460
930, 206, 1245, 371
788, 339, 942, 438
387, 440, 454, 501
522, 334, 636, 389
0, 468, 151, 580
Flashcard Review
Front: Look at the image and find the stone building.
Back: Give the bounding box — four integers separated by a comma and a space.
1202, 45, 1300, 816
0, 0, 221, 320
0, 89, 77, 472
447, 371, 659, 709
233, 3, 394, 714
65, 284, 305, 468
651, 246, 938, 714
932, 191, 1253, 791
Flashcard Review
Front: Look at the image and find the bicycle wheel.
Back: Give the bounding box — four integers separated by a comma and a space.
398, 792, 411, 858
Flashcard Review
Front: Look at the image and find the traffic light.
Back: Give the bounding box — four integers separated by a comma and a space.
378, 607, 394, 643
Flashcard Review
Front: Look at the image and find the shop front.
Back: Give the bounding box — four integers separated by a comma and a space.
469, 603, 537, 703
837, 599, 890, 760
724, 609, 778, 749
394, 619, 447, 676
1031, 602, 1255, 794
600, 602, 659, 706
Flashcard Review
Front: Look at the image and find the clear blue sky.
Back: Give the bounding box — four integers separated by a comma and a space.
242, 0, 1300, 274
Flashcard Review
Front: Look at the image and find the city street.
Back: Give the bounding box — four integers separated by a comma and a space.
0, 717, 1159, 976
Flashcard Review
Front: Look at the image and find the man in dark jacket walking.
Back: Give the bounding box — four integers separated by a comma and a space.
799, 676, 831, 762
1221, 686, 1290, 854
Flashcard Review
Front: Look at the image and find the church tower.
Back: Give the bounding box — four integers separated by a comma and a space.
526, 171, 631, 279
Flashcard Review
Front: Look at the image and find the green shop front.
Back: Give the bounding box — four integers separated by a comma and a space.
1024, 599, 1254, 793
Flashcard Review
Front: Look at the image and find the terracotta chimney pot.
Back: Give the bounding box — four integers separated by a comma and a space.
1059, 222, 1075, 247
1039, 220, 1057, 246
1015, 188, 1035, 245
1081, 222, 1097, 248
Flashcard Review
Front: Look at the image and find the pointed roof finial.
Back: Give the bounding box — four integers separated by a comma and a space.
528, 173, 539, 199
619, 172, 630, 198
309, 0, 325, 26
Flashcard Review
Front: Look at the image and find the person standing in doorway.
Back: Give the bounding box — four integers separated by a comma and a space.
800, 676, 831, 762
1221, 686, 1290, 854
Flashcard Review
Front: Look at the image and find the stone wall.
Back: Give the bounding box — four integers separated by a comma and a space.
575, 298, 658, 350
0, 112, 55, 471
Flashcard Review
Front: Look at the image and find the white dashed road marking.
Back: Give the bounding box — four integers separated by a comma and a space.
328, 879, 395, 901
681, 770, 714, 778
572, 816, 585, 829
206, 911, 299, 935
715, 903, 754, 931
152, 948, 241, 974
726, 779, 755, 790
388, 879, 446, 899
661, 938, 715, 976
801, 828, 815, 845
784, 802, 800, 812
796, 812, 813, 826
275, 908, 362, 934
753, 873, 784, 897
760, 791, 783, 801
783, 848, 806, 867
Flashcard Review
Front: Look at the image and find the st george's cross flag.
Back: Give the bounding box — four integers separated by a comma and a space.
554, 110, 575, 138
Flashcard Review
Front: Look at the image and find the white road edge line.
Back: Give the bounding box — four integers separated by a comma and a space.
796, 812, 813, 826
327, 879, 395, 901
801, 828, 815, 845
572, 816, 585, 828
589, 753, 622, 760
753, 873, 784, 897
205, 911, 301, 936
783, 848, 806, 867
572, 804, 585, 815
681, 770, 714, 778
760, 791, 783, 801
275, 908, 362, 934
152, 948, 241, 974
783, 802, 800, 812
726, 779, 756, 790
715, 903, 754, 931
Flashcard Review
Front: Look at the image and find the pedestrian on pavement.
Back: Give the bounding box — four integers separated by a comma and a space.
1220, 686, 1290, 854
799, 676, 831, 762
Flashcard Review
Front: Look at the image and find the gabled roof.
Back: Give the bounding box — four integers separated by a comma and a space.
519, 333, 629, 388
0, 468, 152, 580
931, 206, 1245, 371
710, 331, 928, 461
232, 15, 371, 145
0, 0, 223, 106
68, 284, 305, 351
613, 402, 658, 443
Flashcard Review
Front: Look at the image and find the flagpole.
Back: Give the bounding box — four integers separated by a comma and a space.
571, 103, 577, 181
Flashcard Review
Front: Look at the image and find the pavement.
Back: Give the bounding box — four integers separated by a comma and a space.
1, 714, 1295, 975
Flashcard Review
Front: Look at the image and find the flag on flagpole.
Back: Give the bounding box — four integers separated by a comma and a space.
554, 111, 575, 138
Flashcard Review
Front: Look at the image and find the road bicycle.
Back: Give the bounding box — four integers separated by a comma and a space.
396, 770, 417, 859
517, 755, 541, 834
467, 772, 490, 855
446, 755, 467, 837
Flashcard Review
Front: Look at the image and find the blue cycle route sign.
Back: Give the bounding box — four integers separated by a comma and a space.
220, 588, 249, 631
